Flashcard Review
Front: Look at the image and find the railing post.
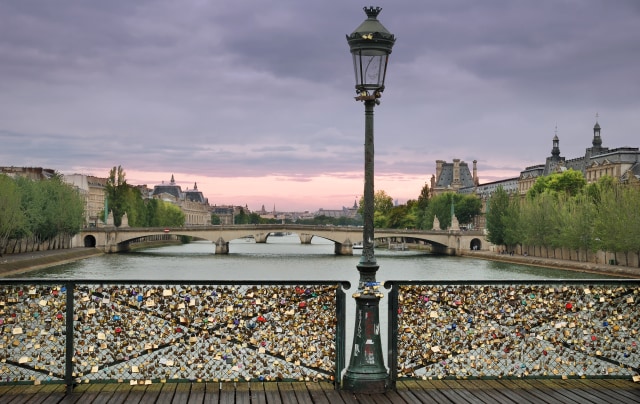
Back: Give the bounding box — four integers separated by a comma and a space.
65, 281, 75, 394
387, 282, 399, 389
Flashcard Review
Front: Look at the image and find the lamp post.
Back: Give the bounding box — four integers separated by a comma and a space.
343, 6, 395, 393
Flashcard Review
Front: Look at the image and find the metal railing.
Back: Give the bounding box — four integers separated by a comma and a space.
0, 280, 348, 391
386, 280, 640, 386
3, 278, 639, 392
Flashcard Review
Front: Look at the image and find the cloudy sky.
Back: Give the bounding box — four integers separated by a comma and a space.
2, 0, 639, 211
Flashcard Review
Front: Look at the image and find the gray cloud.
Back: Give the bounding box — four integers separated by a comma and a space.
1, 0, 639, 198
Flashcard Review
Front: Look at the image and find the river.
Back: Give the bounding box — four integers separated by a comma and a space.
24, 233, 610, 282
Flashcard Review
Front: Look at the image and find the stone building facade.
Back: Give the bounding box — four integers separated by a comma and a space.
150, 175, 211, 225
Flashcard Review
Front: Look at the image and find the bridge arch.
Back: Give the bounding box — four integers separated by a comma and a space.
470, 238, 482, 251
83, 235, 97, 248
78, 225, 488, 256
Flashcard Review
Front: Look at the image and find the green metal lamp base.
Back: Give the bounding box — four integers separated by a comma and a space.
342, 368, 389, 393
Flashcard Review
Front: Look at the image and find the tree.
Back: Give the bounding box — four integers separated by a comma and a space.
519, 192, 563, 255
485, 186, 510, 246
454, 194, 482, 225
528, 169, 586, 198
0, 175, 25, 255
557, 193, 595, 258
105, 165, 129, 226
423, 192, 482, 230
358, 190, 394, 228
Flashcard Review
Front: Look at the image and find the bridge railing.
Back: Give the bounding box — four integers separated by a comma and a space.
0, 280, 348, 390
386, 280, 640, 386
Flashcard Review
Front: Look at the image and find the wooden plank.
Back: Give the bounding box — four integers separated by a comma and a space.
69, 382, 108, 404
138, 382, 163, 404
3, 384, 45, 404
84, 382, 120, 404
154, 382, 177, 404
552, 379, 625, 404
235, 381, 252, 404
171, 382, 191, 404
278, 382, 299, 404
219, 382, 236, 404
186, 382, 206, 404
249, 382, 267, 404
23, 383, 63, 404
381, 389, 410, 404
350, 393, 380, 404
305, 381, 331, 404
319, 381, 350, 404
263, 381, 282, 404
526, 380, 582, 404
571, 380, 640, 404
123, 384, 148, 404
466, 379, 526, 404
588, 379, 640, 403
493, 379, 557, 404
291, 382, 314, 404
203, 382, 220, 404
403, 379, 449, 403
105, 383, 136, 404
394, 381, 425, 404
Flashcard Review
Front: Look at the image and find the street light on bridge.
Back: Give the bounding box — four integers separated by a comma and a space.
343, 6, 395, 393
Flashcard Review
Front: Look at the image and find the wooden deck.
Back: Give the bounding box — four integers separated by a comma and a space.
0, 379, 639, 403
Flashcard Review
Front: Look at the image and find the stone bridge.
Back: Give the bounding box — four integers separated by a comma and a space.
77, 224, 487, 256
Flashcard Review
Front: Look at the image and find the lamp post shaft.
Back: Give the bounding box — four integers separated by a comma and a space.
343, 99, 389, 393
361, 99, 376, 268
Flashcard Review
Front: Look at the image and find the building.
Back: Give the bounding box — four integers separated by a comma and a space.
62, 174, 108, 227
0, 166, 56, 180
519, 120, 640, 194
430, 159, 479, 197
315, 200, 359, 220
150, 175, 211, 225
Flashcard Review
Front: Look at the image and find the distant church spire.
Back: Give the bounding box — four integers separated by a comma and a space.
170, 174, 176, 185
193, 182, 198, 190
592, 112, 602, 148
551, 125, 561, 158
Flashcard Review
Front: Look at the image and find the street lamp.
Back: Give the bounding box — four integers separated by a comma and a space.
343, 6, 395, 393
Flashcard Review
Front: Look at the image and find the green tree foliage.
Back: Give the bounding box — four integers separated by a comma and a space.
0, 173, 84, 252
211, 214, 222, 225
485, 186, 510, 246
528, 169, 586, 198
358, 190, 395, 228
0, 175, 26, 254
593, 185, 640, 264
104, 166, 186, 227
455, 194, 482, 225
423, 192, 482, 230
105, 165, 129, 226
358, 190, 394, 216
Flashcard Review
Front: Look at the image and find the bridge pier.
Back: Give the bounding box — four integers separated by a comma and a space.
431, 244, 457, 255
334, 239, 353, 256
215, 238, 229, 255
253, 233, 268, 243
299, 233, 313, 244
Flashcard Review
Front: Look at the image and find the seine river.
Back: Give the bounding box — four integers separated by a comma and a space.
25, 233, 609, 282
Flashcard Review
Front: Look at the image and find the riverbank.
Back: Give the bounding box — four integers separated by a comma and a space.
461, 250, 640, 278
0, 248, 104, 277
